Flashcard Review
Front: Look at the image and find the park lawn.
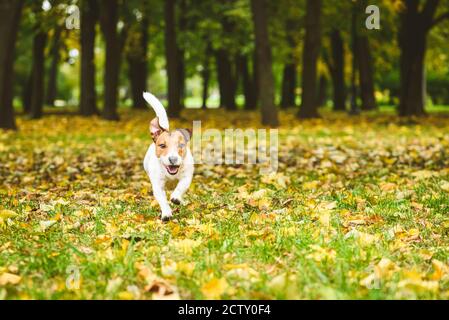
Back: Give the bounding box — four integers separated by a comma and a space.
1, 109, 449, 299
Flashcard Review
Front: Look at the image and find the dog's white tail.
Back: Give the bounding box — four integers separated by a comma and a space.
143, 92, 169, 131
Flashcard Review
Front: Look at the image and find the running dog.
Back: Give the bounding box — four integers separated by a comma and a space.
142, 92, 194, 221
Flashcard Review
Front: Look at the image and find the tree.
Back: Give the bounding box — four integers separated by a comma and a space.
28, 18, 47, 119
99, 0, 121, 120
316, 74, 328, 107
348, 1, 360, 115
329, 29, 346, 111
126, 2, 149, 110
280, 19, 298, 109
298, 0, 322, 119
177, 0, 187, 109
357, 35, 376, 110
201, 42, 212, 109
80, 0, 99, 116
22, 69, 33, 114
0, 0, 23, 130
251, 0, 278, 126
215, 48, 237, 110
213, 0, 240, 111
164, 0, 182, 118
398, 0, 449, 116
239, 54, 257, 110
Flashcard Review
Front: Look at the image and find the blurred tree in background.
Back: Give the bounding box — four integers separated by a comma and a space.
1, 0, 449, 130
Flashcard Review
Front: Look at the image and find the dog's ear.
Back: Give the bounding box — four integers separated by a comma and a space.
177, 128, 192, 142
150, 117, 164, 141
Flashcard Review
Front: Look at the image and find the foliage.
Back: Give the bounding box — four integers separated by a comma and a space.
1, 110, 449, 299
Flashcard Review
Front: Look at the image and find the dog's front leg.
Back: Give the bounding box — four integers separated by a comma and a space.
151, 182, 172, 221
170, 174, 193, 205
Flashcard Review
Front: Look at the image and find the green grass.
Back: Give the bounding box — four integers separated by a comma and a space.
1, 109, 449, 299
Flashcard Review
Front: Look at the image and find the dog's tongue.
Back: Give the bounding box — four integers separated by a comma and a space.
167, 165, 179, 174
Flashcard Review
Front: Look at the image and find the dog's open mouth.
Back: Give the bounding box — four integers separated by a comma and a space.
165, 165, 180, 175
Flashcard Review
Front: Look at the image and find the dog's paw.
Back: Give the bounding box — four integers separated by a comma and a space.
170, 197, 181, 205
161, 208, 173, 222
161, 214, 172, 222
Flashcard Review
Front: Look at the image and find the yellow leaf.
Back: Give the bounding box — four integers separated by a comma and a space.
223, 263, 249, 270
0, 209, 18, 219
257, 198, 272, 211
430, 259, 448, 281
398, 270, 439, 293
303, 181, 319, 190
268, 273, 287, 291
440, 181, 449, 192
380, 182, 396, 192
170, 239, 200, 255
117, 291, 134, 300
375, 258, 396, 278
201, 278, 228, 299
39, 220, 57, 232
318, 212, 330, 227
345, 230, 379, 246
0, 273, 21, 285
136, 263, 157, 283
176, 262, 195, 276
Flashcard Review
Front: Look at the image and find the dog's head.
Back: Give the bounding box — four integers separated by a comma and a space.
150, 117, 192, 175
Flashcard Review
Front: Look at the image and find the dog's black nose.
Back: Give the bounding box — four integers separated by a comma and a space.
169, 156, 178, 165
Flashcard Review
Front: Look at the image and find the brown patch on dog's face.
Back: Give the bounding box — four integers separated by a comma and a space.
155, 130, 188, 158
154, 131, 170, 157
154, 131, 189, 158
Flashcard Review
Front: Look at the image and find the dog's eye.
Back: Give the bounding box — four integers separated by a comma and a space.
158, 144, 166, 149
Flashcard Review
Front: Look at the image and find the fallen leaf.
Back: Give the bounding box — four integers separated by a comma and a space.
0, 273, 21, 285
201, 278, 228, 299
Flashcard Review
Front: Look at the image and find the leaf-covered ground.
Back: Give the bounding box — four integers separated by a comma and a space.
1, 109, 449, 299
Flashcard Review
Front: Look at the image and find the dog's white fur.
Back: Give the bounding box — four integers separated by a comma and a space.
142, 92, 194, 220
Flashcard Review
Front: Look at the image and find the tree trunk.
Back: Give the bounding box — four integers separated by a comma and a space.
298, 0, 322, 119
251, 0, 278, 126
251, 50, 259, 110
399, 36, 427, 116
45, 27, 62, 106
201, 43, 211, 109
280, 19, 297, 109
22, 69, 32, 114
29, 31, 47, 119
329, 29, 346, 111
80, 0, 98, 116
99, 0, 120, 121
177, 0, 187, 109
280, 63, 296, 108
215, 6, 237, 111
398, 0, 438, 117
349, 2, 360, 115
0, 0, 23, 130
240, 54, 257, 110
165, 0, 181, 118
128, 16, 148, 110
316, 74, 327, 107
357, 36, 376, 110
215, 49, 237, 110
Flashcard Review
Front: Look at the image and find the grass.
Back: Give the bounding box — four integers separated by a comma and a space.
1, 108, 449, 299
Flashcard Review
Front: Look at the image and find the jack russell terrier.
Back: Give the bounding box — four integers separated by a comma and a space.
142, 92, 194, 221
